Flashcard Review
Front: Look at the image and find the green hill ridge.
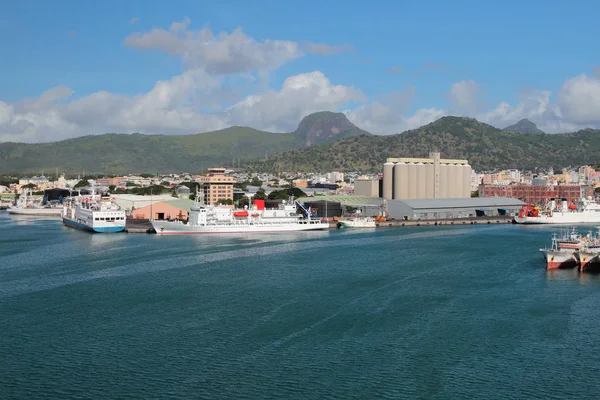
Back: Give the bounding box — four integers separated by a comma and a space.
0, 111, 368, 174
246, 116, 600, 172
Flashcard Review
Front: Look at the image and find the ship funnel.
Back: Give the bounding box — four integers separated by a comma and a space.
561, 199, 568, 211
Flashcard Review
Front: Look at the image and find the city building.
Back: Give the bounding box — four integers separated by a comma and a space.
293, 179, 308, 188
327, 171, 345, 183
386, 197, 525, 220
382, 152, 472, 200
196, 167, 235, 205
478, 183, 593, 205
96, 177, 121, 187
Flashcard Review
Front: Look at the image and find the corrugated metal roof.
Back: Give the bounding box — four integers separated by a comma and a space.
297, 195, 383, 207
163, 198, 195, 209
391, 197, 524, 209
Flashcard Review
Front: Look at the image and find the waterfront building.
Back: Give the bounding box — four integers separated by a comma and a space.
478, 183, 593, 205
130, 199, 193, 220
386, 197, 524, 220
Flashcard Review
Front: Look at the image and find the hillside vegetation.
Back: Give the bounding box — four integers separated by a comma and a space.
246, 117, 600, 172
0, 111, 368, 174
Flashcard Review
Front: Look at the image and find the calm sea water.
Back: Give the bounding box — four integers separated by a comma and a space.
1, 212, 600, 399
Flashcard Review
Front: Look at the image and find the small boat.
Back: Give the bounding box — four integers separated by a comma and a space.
337, 216, 377, 228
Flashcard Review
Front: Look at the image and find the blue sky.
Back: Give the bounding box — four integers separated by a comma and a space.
1, 0, 600, 142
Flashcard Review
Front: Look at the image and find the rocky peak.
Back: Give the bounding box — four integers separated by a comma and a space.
292, 111, 361, 146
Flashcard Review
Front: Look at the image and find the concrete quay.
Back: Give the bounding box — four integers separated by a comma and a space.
374, 215, 513, 227
125, 216, 514, 234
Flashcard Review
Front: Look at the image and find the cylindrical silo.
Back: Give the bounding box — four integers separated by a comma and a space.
416, 162, 426, 199
440, 163, 450, 198
452, 164, 462, 198
462, 164, 472, 197
394, 162, 408, 199
425, 162, 434, 199
383, 162, 394, 199
407, 162, 418, 199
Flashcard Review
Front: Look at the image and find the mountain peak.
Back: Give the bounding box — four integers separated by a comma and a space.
292, 111, 367, 146
502, 118, 545, 135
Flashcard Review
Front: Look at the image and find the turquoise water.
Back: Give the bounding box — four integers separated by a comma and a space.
2, 212, 600, 399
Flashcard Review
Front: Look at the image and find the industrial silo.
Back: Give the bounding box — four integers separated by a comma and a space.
416, 162, 427, 199
462, 164, 473, 197
383, 162, 394, 199
450, 163, 462, 198
425, 162, 435, 199
394, 162, 408, 199
440, 163, 450, 198
407, 162, 418, 199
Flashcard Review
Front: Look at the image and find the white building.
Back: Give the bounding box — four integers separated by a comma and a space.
327, 171, 345, 183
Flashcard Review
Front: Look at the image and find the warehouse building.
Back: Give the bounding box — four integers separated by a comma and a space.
297, 195, 384, 217
382, 152, 472, 200
386, 197, 524, 221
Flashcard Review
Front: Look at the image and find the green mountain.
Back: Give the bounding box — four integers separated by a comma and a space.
0, 111, 368, 174
246, 116, 600, 172
502, 119, 545, 135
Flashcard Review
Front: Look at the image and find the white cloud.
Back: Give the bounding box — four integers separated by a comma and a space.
557, 74, 600, 125
0, 70, 365, 142
300, 41, 355, 55
228, 71, 367, 132
447, 80, 483, 115
124, 18, 302, 75
345, 86, 447, 134
124, 18, 354, 75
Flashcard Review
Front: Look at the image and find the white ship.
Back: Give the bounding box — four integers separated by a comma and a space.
337, 216, 377, 228
62, 191, 126, 233
515, 197, 600, 224
151, 197, 328, 235
7, 190, 63, 216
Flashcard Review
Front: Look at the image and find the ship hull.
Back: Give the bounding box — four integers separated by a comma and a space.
8, 207, 62, 216
151, 220, 329, 235
62, 217, 125, 233
515, 213, 600, 225
337, 219, 377, 228
541, 249, 578, 270
578, 251, 600, 272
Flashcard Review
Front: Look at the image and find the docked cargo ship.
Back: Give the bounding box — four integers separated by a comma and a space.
62, 192, 126, 233
151, 197, 328, 235
515, 197, 600, 224
7, 190, 63, 216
